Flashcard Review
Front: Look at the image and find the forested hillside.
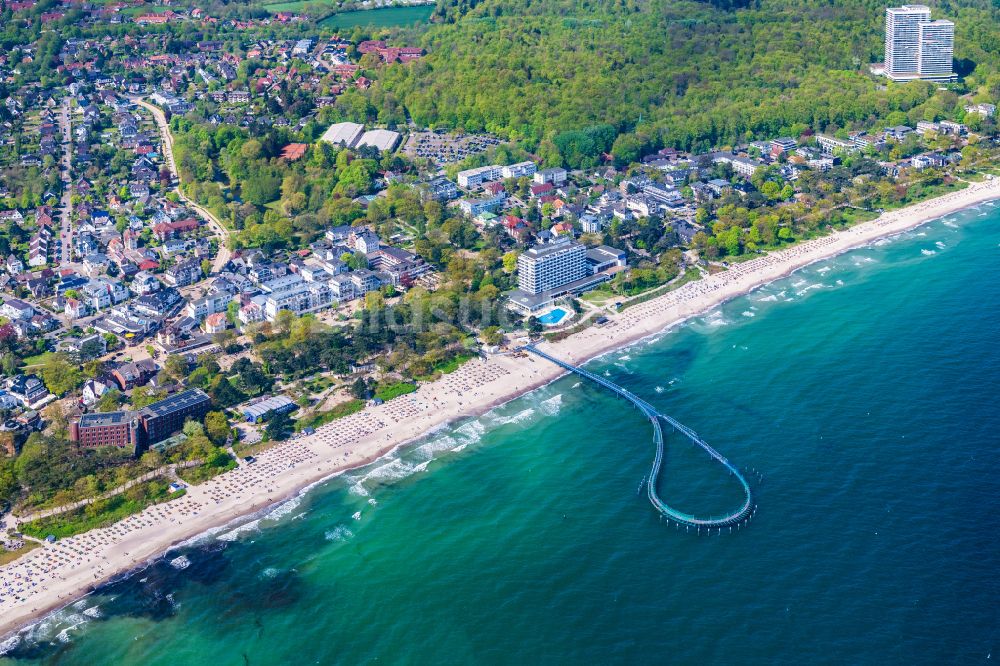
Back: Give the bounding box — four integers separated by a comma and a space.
372, 0, 1000, 166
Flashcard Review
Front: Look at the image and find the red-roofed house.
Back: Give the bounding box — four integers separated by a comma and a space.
399, 47, 424, 62
530, 182, 554, 197
551, 221, 574, 236
136, 11, 176, 24
502, 215, 529, 239
280, 143, 309, 161
358, 40, 387, 54
203, 312, 228, 334
152, 218, 199, 240
333, 64, 358, 78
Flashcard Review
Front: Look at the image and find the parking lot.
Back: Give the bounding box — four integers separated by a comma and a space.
403, 130, 503, 164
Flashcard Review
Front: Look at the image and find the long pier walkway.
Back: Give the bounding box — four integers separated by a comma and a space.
523, 344, 754, 531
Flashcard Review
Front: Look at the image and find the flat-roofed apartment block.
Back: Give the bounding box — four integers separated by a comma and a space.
457, 165, 503, 189
884, 5, 955, 82
70, 388, 213, 454
140, 388, 212, 444
917, 20, 955, 80
517, 237, 588, 295
70, 411, 142, 452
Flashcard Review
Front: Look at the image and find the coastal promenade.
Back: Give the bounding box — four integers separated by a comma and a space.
1, 178, 999, 640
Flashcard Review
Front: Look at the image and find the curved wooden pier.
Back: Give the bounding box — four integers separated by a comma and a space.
523, 345, 755, 531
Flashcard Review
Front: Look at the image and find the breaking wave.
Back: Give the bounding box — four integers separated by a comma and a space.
490, 408, 536, 426
324, 525, 354, 543
539, 394, 563, 416
169, 555, 190, 570
414, 434, 459, 460
216, 519, 262, 542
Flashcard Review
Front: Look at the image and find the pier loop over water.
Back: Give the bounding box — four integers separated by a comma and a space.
523, 345, 754, 530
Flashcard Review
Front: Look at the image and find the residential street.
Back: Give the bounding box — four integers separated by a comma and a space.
57, 97, 75, 270
132, 97, 232, 274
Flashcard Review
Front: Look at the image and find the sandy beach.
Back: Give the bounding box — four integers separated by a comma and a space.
2, 177, 998, 640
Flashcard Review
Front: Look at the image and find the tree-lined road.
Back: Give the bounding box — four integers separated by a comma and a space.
132, 97, 232, 274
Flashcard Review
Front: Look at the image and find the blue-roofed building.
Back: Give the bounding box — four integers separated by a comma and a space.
242, 395, 297, 423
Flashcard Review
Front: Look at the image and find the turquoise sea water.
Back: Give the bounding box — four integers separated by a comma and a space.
3, 203, 1000, 664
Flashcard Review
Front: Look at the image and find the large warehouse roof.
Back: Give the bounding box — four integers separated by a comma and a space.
356, 129, 401, 153
320, 122, 364, 147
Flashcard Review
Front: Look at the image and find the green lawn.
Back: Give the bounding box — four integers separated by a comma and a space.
20, 482, 185, 540
581, 287, 615, 305
263, 0, 337, 12
414, 353, 475, 381
21, 351, 55, 368
119, 5, 174, 14
176, 452, 238, 485
0, 541, 40, 566
296, 398, 365, 431
618, 270, 703, 312
840, 207, 880, 225
374, 381, 417, 402
317, 5, 434, 28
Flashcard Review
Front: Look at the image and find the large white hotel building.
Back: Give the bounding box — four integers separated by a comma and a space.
517, 238, 587, 296
884, 5, 955, 82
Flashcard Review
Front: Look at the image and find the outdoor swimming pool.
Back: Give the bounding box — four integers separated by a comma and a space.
538, 308, 569, 326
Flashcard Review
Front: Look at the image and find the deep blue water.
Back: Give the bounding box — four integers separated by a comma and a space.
3, 203, 999, 664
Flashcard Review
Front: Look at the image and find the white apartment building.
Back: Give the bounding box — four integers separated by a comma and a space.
534, 168, 568, 186
459, 192, 506, 217
264, 282, 333, 321
918, 20, 955, 80
458, 162, 537, 187
517, 237, 588, 296
884, 5, 955, 81
457, 165, 503, 188
817, 135, 859, 155
501, 161, 537, 179
712, 153, 759, 179
965, 103, 996, 117
184, 292, 232, 321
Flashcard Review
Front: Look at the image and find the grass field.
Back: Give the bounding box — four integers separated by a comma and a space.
0, 541, 40, 567
21, 351, 54, 369
317, 5, 433, 29
374, 381, 417, 402
119, 5, 173, 15
295, 398, 365, 431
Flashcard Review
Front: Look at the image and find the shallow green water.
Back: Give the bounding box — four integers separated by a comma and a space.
4, 202, 1000, 664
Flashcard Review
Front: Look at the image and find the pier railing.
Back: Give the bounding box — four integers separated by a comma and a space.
523, 344, 754, 532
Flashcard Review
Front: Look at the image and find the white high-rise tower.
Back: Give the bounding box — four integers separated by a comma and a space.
918, 19, 955, 79
884, 5, 955, 82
